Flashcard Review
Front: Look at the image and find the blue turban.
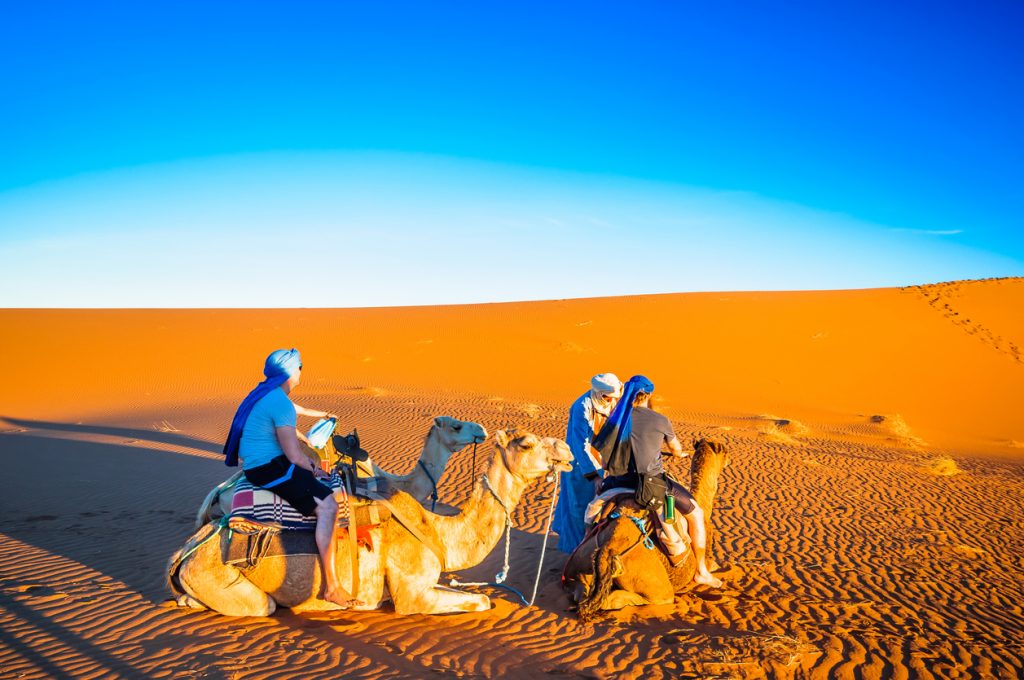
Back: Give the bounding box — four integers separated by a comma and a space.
223, 348, 302, 466
593, 374, 655, 477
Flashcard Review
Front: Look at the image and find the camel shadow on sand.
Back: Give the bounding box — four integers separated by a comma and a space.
0, 415, 222, 454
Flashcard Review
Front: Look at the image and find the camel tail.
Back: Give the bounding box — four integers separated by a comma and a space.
195, 470, 243, 529
577, 543, 622, 623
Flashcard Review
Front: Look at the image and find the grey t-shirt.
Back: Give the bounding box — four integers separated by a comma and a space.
629, 407, 676, 477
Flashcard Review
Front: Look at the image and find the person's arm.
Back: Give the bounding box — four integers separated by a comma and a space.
293, 403, 338, 420
275, 426, 328, 478
666, 435, 689, 458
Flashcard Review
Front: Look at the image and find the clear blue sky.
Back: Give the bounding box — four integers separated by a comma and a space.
1, 1, 1021, 306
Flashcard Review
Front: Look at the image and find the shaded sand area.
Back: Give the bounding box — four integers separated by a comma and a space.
1, 278, 1022, 678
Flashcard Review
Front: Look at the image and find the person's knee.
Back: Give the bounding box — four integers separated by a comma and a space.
314, 494, 338, 515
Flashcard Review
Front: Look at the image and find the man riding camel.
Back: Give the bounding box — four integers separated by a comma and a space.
594, 374, 721, 588
223, 348, 362, 607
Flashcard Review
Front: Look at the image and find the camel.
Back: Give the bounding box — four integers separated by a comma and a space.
168, 428, 573, 616
194, 416, 487, 527
562, 438, 729, 621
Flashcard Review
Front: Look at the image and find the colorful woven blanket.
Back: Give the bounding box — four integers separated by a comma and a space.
231, 472, 349, 529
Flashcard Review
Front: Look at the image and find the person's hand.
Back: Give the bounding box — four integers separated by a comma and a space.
312, 465, 330, 480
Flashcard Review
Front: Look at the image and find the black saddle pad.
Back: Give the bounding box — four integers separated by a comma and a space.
222, 523, 317, 570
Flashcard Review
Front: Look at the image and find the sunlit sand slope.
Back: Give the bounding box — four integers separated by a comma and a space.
0, 278, 1022, 678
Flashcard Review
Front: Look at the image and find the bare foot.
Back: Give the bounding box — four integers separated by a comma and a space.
693, 572, 723, 589
324, 588, 365, 608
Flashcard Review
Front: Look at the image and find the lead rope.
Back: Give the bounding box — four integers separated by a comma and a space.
417, 460, 439, 513
467, 441, 478, 496
525, 468, 559, 606
448, 467, 560, 608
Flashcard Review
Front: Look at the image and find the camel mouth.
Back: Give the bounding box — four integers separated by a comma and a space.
545, 439, 574, 472
551, 459, 573, 473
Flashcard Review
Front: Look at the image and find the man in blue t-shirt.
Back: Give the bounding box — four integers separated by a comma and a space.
230, 348, 361, 608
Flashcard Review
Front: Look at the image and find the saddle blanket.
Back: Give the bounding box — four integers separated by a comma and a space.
231, 473, 347, 529
584, 487, 688, 556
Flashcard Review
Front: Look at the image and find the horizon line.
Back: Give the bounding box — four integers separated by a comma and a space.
3, 276, 1020, 312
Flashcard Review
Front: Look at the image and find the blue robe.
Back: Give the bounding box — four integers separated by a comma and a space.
553, 391, 605, 553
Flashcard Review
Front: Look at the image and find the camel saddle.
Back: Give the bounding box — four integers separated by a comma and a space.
583, 490, 688, 559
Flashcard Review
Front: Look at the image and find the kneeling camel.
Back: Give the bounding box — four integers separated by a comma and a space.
562, 438, 729, 621
168, 429, 572, 616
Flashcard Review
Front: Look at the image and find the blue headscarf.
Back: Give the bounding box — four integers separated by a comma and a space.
223, 349, 302, 467
593, 374, 655, 477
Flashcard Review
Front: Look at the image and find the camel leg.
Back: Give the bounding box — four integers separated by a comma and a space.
390, 580, 490, 615
178, 532, 276, 617
615, 565, 676, 606
602, 589, 656, 610
384, 542, 488, 615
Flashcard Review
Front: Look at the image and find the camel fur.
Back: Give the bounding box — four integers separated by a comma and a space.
562, 438, 729, 621
169, 428, 572, 616
195, 416, 486, 527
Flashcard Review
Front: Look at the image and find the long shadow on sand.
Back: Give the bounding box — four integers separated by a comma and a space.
0, 431, 230, 601
0, 591, 148, 679
0, 415, 222, 454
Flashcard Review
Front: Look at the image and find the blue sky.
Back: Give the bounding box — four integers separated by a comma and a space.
1, 1, 1021, 306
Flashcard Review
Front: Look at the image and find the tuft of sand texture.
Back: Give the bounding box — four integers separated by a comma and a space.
1, 278, 1023, 678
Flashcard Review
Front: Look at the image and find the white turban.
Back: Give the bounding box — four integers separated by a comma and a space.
591, 373, 623, 397
590, 373, 622, 416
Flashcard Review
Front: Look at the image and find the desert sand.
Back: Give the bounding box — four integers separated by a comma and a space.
1, 277, 1022, 678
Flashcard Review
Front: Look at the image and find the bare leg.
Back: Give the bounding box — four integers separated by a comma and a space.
314, 493, 363, 607
681, 503, 722, 588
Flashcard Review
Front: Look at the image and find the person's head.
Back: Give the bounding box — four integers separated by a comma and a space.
633, 390, 652, 408
590, 373, 623, 413
264, 348, 303, 392
625, 374, 655, 410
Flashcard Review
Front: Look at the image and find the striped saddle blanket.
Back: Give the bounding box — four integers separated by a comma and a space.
230, 472, 347, 529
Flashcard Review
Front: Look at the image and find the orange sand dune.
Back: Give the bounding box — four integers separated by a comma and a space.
3, 277, 1021, 456
1, 278, 1022, 679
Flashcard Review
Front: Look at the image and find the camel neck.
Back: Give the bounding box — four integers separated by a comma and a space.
691, 453, 723, 517
434, 455, 528, 571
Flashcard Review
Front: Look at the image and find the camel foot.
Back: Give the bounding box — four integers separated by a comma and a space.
176, 594, 208, 610
324, 588, 365, 609
693, 572, 723, 589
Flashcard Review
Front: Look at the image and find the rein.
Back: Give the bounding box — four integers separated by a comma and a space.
417, 460, 439, 512
450, 455, 561, 608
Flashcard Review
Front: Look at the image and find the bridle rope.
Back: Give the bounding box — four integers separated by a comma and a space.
450, 444, 562, 607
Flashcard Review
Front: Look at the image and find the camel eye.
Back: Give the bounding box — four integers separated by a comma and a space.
452, 424, 462, 431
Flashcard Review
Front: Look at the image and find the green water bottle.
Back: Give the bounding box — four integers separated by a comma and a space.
664, 493, 675, 522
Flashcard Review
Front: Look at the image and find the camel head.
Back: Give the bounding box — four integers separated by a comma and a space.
691, 438, 729, 477
432, 416, 488, 452
493, 429, 573, 481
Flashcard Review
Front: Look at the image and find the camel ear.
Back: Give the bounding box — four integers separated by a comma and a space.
495, 430, 510, 448
434, 416, 452, 428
